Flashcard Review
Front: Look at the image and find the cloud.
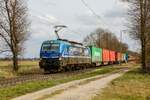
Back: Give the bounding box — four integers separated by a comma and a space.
78, 16, 98, 25
29, 14, 59, 39
43, 0, 56, 6
37, 15, 61, 25
103, 7, 127, 19
76, 12, 102, 27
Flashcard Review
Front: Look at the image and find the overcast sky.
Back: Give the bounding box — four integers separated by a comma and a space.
24, 0, 138, 58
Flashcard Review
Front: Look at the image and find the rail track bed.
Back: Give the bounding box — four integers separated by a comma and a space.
0, 67, 96, 88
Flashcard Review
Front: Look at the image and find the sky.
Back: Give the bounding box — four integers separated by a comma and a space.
24, 0, 139, 58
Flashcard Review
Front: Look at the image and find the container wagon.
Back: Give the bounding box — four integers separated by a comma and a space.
90, 46, 102, 66
109, 50, 116, 64
102, 49, 110, 65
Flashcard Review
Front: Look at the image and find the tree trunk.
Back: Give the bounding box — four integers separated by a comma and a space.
145, 49, 150, 72
141, 41, 146, 72
13, 52, 18, 72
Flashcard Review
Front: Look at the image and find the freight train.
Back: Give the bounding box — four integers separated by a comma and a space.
39, 39, 129, 72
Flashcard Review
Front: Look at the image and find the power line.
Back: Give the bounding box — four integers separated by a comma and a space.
43, 20, 81, 35
80, 0, 109, 28
80, 0, 102, 20
67, 28, 81, 35
50, 23, 82, 36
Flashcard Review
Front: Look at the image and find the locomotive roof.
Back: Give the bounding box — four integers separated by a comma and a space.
43, 40, 85, 48
43, 40, 70, 44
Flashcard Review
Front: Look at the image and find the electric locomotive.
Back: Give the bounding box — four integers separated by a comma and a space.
39, 39, 91, 72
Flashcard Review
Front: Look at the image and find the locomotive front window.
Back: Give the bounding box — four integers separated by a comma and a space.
42, 43, 59, 52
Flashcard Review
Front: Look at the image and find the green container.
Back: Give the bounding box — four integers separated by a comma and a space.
90, 46, 102, 63
125, 53, 129, 61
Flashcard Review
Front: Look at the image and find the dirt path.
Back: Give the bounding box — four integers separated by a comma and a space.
12, 69, 129, 100
44, 73, 124, 100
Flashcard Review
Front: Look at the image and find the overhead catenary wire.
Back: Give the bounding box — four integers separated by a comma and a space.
42, 0, 112, 38
39, 0, 107, 36
80, 0, 110, 29
42, 19, 82, 36
67, 28, 82, 35
80, 0, 103, 21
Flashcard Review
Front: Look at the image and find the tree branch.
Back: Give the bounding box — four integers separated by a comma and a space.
0, 49, 10, 54
0, 24, 10, 35
0, 33, 11, 47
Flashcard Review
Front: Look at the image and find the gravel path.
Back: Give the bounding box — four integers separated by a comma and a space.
12, 69, 129, 100
44, 73, 124, 100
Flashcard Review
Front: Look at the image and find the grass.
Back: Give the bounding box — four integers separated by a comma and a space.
0, 66, 123, 100
93, 68, 150, 100
0, 60, 39, 68
0, 60, 39, 78
0, 70, 15, 78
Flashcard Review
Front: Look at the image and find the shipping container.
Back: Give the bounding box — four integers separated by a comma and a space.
90, 46, 102, 65
117, 52, 121, 61
115, 52, 118, 62
121, 53, 124, 61
109, 50, 116, 63
124, 53, 129, 62
102, 49, 110, 63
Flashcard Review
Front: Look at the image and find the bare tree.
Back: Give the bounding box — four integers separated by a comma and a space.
0, 0, 29, 72
122, 0, 150, 72
83, 28, 129, 52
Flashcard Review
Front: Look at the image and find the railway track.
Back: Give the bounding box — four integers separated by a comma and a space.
0, 68, 96, 88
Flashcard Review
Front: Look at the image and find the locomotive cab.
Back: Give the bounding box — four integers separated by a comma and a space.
39, 40, 67, 71
40, 43, 60, 59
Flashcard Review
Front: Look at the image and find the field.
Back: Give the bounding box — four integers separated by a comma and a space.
93, 68, 150, 100
0, 60, 39, 78
0, 60, 39, 68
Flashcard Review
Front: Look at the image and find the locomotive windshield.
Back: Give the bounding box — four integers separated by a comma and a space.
42, 43, 59, 52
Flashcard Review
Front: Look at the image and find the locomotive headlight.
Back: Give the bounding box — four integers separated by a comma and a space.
59, 57, 62, 60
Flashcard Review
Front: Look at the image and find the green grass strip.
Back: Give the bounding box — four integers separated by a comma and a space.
93, 68, 150, 100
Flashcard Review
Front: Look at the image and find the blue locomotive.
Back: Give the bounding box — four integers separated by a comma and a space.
39, 39, 91, 72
